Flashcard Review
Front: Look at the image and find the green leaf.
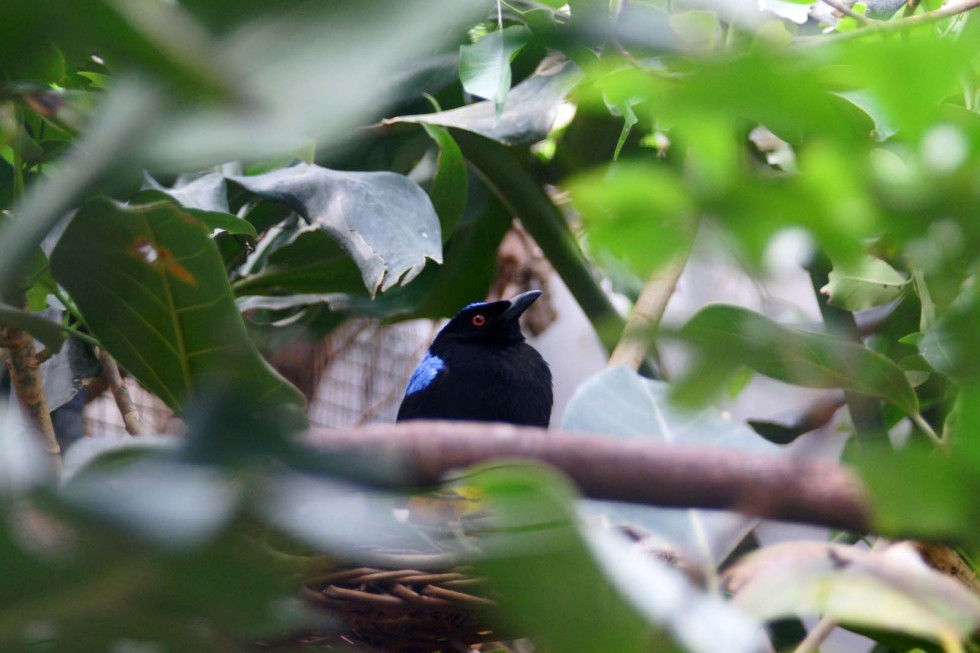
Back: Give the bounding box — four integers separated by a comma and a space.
459, 25, 531, 117
422, 124, 467, 241
728, 541, 980, 644
233, 228, 369, 297
678, 304, 919, 414
853, 444, 980, 543
445, 128, 626, 352
391, 58, 584, 147
820, 255, 910, 311
50, 198, 304, 412
563, 366, 781, 566
229, 164, 442, 296
567, 162, 696, 278
462, 461, 765, 653
0, 303, 66, 352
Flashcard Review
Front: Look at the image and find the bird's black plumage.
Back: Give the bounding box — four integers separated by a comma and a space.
397, 291, 553, 427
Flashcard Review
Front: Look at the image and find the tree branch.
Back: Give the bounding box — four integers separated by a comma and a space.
306, 421, 872, 533
97, 349, 147, 436
1, 325, 60, 456
608, 252, 689, 372
798, 0, 980, 45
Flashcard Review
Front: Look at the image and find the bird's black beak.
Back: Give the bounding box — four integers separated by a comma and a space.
499, 290, 542, 322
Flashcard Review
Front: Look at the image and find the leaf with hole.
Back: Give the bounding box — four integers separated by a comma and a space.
50, 198, 304, 412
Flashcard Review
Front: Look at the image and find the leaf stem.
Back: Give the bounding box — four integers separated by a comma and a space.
821, 0, 879, 24
910, 411, 946, 451
61, 324, 100, 347
796, 0, 980, 45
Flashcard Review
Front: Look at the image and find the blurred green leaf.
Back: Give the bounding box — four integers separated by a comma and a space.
0, 303, 65, 352
0, 401, 53, 495
459, 25, 531, 116
853, 445, 980, 543
49, 198, 304, 411
677, 304, 919, 414
422, 124, 468, 241
563, 366, 781, 566
728, 542, 980, 645
568, 162, 697, 278
821, 255, 910, 311
462, 461, 766, 653
64, 458, 240, 549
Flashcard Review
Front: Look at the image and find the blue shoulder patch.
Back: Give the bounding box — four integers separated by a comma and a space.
405, 352, 446, 396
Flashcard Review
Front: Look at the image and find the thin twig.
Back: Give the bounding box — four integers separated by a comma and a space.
608, 253, 689, 372
821, 0, 879, 24
793, 616, 837, 653
911, 412, 946, 451
306, 421, 873, 533
797, 0, 980, 45
1, 325, 60, 456
97, 349, 148, 436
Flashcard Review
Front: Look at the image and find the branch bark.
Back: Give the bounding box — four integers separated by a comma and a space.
305, 421, 872, 533
97, 349, 147, 436
1, 326, 60, 456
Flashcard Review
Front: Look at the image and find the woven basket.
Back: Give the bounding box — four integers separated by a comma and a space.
303, 560, 507, 652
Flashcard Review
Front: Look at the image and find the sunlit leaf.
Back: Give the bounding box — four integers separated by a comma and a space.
727, 542, 980, 645
820, 255, 910, 311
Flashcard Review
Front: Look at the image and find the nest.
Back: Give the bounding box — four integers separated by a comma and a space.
303, 563, 506, 652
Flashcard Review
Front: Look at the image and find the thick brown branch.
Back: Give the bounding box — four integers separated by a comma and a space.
306, 421, 872, 533
1, 326, 59, 455
97, 349, 147, 436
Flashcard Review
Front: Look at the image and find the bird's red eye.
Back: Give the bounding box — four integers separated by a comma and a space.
472, 314, 486, 327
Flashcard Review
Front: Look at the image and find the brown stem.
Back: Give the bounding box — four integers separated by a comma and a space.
608, 253, 689, 372
1, 326, 59, 456
97, 349, 147, 436
821, 0, 879, 24
305, 421, 872, 533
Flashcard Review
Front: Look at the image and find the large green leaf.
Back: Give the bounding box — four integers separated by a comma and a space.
563, 366, 781, 567
462, 462, 766, 653
229, 164, 442, 296
678, 304, 919, 414
445, 128, 625, 352
49, 198, 304, 412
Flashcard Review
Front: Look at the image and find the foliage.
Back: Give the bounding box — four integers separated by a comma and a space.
1, 0, 980, 651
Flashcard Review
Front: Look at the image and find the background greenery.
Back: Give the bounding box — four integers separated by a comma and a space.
1, 0, 979, 651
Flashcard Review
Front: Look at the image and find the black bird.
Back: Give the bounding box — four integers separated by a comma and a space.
397, 290, 553, 427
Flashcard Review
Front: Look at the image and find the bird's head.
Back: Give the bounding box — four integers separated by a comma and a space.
432, 290, 542, 347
